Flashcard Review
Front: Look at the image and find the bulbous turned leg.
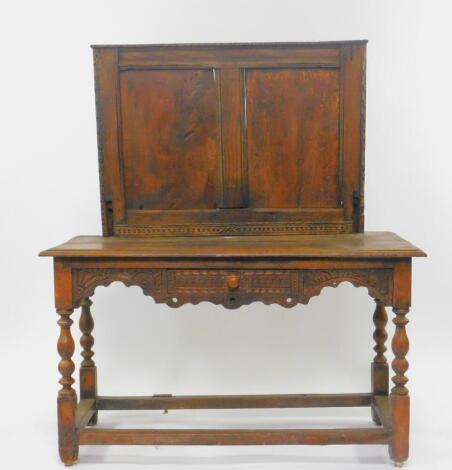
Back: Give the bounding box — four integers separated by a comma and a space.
371, 299, 389, 425
79, 298, 98, 425
390, 307, 410, 466
57, 308, 78, 466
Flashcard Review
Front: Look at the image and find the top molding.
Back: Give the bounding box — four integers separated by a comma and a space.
91, 40, 368, 49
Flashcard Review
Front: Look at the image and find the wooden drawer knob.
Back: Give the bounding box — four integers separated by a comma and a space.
227, 275, 240, 290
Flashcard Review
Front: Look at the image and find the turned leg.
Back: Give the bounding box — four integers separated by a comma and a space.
371, 299, 389, 424
57, 308, 78, 466
390, 307, 410, 466
79, 298, 98, 425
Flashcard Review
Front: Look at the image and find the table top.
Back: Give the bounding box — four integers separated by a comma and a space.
40, 232, 426, 259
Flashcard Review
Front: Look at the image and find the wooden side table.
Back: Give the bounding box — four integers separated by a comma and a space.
41, 41, 426, 466
40, 233, 425, 466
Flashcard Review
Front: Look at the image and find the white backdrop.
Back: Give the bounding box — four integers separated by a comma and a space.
1, 1, 450, 469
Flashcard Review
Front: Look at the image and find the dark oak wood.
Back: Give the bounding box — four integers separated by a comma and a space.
114, 43, 343, 68
79, 298, 97, 426
41, 41, 425, 466
57, 308, 78, 465
372, 396, 392, 430
246, 68, 340, 209
40, 232, 425, 258
389, 261, 412, 465
67, 265, 394, 310
371, 299, 389, 424
391, 306, 410, 464
80, 427, 390, 446
75, 399, 96, 431
120, 69, 221, 211
96, 393, 373, 410
91, 41, 366, 237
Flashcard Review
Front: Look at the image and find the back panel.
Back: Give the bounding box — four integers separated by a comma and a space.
93, 42, 366, 237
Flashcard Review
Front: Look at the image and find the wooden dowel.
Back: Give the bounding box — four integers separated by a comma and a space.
75, 399, 96, 430
96, 393, 372, 411
80, 427, 390, 446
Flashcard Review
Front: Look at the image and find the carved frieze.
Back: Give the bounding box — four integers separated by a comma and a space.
72, 269, 164, 308
72, 268, 393, 309
166, 270, 299, 309
113, 222, 353, 237
300, 269, 393, 305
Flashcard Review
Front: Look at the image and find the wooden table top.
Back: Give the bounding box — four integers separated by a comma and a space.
40, 232, 426, 259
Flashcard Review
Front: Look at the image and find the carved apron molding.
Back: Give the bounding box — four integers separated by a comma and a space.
300, 269, 393, 305
72, 269, 165, 308
72, 268, 393, 309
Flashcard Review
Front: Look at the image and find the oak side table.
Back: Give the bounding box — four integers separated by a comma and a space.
40, 41, 426, 466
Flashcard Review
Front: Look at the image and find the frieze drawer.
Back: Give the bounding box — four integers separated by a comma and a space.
166, 270, 299, 309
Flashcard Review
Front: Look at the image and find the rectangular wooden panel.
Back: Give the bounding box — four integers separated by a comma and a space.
120, 69, 221, 210
92, 43, 367, 236
167, 269, 297, 295
166, 269, 299, 308
246, 68, 340, 209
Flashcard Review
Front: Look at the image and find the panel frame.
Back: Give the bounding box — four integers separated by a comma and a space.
92, 42, 366, 236
93, 47, 125, 233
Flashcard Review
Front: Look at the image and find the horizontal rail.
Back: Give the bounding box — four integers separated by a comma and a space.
96, 393, 372, 410
80, 427, 390, 446
75, 399, 96, 430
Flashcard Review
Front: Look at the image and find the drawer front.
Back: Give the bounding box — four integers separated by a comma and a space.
167, 270, 298, 308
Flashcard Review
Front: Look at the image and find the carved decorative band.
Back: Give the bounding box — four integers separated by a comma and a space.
72, 267, 393, 309
300, 269, 393, 305
167, 270, 296, 294
113, 222, 353, 237
72, 269, 165, 308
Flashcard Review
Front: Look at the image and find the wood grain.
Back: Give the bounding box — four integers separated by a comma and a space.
96, 393, 372, 410
43, 41, 426, 466
80, 427, 390, 446
120, 69, 220, 211
40, 232, 426, 258
79, 298, 97, 426
92, 42, 366, 236
246, 68, 340, 208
